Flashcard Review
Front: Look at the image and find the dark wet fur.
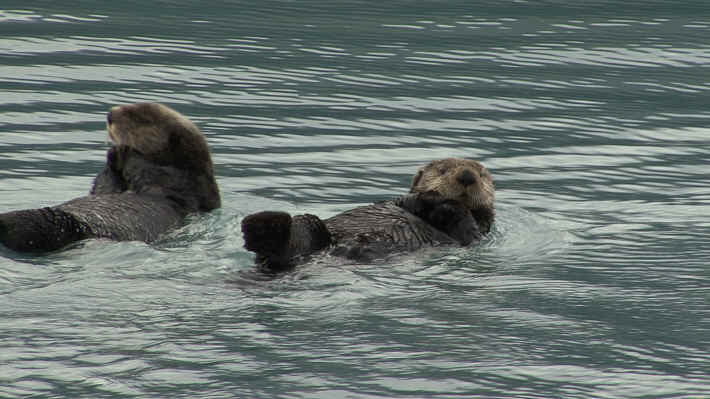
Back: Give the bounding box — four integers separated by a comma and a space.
241, 191, 482, 271
0, 145, 219, 254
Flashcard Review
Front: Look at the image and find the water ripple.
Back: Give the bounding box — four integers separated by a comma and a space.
2, 2, 710, 399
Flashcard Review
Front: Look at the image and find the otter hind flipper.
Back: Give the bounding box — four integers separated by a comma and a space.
241, 211, 331, 270
0, 207, 91, 253
242, 211, 293, 255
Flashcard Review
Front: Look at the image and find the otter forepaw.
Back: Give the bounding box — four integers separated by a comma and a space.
395, 190, 445, 215
428, 201, 481, 245
445, 214, 481, 246
107, 145, 144, 174
106, 145, 125, 173
241, 211, 293, 255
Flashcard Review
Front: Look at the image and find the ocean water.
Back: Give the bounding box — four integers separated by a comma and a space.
1, 1, 709, 398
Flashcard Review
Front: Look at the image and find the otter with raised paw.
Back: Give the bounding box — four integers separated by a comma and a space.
241, 158, 494, 271
0, 103, 220, 254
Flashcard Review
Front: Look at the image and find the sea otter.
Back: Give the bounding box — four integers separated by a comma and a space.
241, 158, 494, 271
0, 103, 220, 253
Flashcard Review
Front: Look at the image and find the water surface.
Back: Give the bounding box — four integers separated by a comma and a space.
1, 1, 709, 398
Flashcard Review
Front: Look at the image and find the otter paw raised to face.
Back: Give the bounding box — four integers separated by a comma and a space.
410, 158, 495, 234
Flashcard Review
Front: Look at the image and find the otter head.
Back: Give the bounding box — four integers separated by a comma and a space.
410, 158, 495, 233
106, 102, 220, 211
106, 102, 215, 178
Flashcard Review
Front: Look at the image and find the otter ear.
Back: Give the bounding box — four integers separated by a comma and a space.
409, 170, 423, 193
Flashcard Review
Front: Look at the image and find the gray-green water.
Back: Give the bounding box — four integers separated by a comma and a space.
1, 1, 709, 398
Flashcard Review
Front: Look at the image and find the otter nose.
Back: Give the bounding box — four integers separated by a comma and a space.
107, 111, 113, 125
456, 169, 476, 186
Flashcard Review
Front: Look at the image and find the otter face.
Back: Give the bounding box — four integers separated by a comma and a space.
410, 158, 495, 211
106, 103, 212, 173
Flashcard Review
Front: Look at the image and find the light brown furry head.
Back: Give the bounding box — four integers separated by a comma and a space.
106, 103, 214, 177
106, 102, 220, 211
410, 158, 495, 232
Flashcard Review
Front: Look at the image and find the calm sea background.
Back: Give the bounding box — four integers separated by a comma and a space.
1, 1, 709, 398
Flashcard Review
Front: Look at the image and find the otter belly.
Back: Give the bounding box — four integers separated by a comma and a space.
325, 201, 458, 260
58, 193, 184, 242
0, 193, 184, 253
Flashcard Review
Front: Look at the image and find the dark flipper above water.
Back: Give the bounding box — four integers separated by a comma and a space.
241, 211, 331, 271
0, 207, 91, 253
241, 192, 480, 270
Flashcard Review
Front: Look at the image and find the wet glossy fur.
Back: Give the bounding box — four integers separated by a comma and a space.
241, 158, 494, 271
0, 103, 220, 253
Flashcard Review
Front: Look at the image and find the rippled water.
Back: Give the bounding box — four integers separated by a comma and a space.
1, 1, 709, 398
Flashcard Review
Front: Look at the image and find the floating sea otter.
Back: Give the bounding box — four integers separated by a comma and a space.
241, 158, 495, 271
0, 103, 220, 253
